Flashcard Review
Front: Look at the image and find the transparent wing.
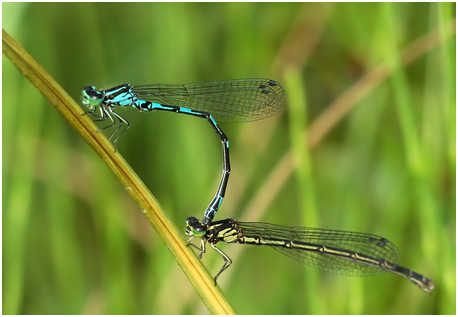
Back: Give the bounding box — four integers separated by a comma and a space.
134, 78, 286, 122
238, 221, 401, 276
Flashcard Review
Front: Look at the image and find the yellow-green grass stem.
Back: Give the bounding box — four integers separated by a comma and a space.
2, 28, 235, 315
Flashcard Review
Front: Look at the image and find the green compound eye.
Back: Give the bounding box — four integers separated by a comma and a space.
192, 228, 207, 238
186, 217, 207, 237
82, 86, 104, 107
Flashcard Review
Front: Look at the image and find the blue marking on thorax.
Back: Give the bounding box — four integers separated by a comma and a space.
225, 140, 229, 148
105, 86, 126, 95
111, 91, 134, 106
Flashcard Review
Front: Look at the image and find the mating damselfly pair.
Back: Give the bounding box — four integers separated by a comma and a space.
82, 78, 434, 294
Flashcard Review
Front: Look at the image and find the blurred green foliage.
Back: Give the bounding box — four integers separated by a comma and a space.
3, 2, 455, 314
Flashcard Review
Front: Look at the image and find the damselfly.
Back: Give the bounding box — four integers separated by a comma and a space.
185, 217, 435, 294
82, 79, 286, 225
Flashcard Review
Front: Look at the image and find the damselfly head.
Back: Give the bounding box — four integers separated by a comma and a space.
82, 86, 104, 109
186, 217, 207, 238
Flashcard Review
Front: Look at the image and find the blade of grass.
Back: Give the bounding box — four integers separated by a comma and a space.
2, 28, 235, 315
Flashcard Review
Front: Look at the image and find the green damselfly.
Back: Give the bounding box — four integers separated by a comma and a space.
185, 217, 435, 294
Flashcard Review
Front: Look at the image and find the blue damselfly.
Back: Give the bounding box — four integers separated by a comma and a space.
82, 79, 286, 224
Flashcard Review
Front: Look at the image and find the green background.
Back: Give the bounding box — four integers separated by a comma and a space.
3, 2, 455, 314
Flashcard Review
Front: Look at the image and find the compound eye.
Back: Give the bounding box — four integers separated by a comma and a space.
192, 228, 207, 238
83, 86, 95, 92
185, 217, 207, 237
82, 86, 104, 106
